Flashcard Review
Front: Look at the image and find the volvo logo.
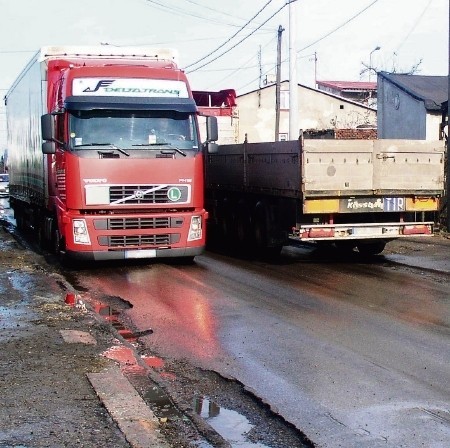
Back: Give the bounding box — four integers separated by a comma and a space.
134, 190, 145, 199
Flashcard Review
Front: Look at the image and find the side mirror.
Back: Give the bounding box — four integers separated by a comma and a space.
206, 116, 218, 142
42, 141, 56, 154
41, 114, 55, 141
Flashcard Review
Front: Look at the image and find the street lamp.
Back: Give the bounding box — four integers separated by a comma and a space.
369, 46, 381, 82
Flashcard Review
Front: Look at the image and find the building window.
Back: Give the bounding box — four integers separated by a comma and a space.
340, 105, 344, 110
280, 91, 290, 109
279, 133, 288, 141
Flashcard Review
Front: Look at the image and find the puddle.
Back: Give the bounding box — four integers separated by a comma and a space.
137, 382, 215, 447
65, 293, 152, 343
194, 397, 272, 448
141, 382, 185, 420
66, 293, 268, 447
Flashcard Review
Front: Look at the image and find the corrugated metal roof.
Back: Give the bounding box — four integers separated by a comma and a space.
379, 72, 448, 111
317, 81, 377, 91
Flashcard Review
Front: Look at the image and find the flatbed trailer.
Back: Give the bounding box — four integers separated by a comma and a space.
205, 138, 444, 256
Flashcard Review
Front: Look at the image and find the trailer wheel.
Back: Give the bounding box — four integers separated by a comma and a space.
15, 206, 25, 231
37, 221, 46, 251
236, 204, 252, 250
253, 205, 282, 259
219, 199, 237, 247
357, 241, 386, 256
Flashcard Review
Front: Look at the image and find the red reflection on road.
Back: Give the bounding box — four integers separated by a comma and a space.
78, 265, 221, 362
142, 355, 164, 369
102, 345, 146, 374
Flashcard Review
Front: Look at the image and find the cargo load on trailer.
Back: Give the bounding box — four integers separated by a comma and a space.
5, 46, 217, 262
205, 137, 444, 256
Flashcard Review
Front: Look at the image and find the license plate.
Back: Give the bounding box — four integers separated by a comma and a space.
352, 227, 383, 236
125, 249, 157, 259
340, 197, 405, 213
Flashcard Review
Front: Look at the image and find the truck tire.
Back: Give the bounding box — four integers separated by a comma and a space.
253, 204, 282, 259
236, 204, 252, 250
218, 199, 234, 245
51, 222, 62, 256
15, 206, 25, 231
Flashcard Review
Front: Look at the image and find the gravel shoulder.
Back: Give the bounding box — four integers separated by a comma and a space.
0, 226, 133, 448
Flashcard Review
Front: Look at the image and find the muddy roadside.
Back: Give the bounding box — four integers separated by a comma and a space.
0, 225, 139, 448
0, 218, 448, 448
382, 232, 450, 274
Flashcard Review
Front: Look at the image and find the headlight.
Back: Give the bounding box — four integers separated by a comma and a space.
73, 219, 91, 245
187, 216, 202, 241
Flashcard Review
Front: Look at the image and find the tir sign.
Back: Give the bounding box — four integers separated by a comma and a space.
167, 187, 181, 202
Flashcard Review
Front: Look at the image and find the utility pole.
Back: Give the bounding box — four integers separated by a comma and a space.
275, 25, 284, 141
289, 0, 299, 140
313, 51, 317, 88
258, 46, 262, 108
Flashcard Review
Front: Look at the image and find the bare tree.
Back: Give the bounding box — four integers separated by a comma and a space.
360, 57, 423, 79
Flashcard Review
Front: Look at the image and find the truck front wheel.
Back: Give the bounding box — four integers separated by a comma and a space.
51, 222, 62, 256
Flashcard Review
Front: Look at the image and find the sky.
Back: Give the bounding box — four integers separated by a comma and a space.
0, 0, 448, 149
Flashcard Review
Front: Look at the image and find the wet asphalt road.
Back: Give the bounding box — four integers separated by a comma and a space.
69, 243, 450, 448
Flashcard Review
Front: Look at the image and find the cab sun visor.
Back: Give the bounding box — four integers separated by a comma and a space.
64, 95, 197, 113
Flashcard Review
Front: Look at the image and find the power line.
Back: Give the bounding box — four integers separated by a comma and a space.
186, 3, 287, 74
395, 0, 433, 52
183, 0, 272, 28
297, 0, 380, 53
142, 0, 253, 29
204, 35, 278, 90
235, 0, 380, 92
184, 0, 275, 70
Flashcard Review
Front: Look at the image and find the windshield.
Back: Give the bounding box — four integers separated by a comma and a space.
68, 110, 200, 151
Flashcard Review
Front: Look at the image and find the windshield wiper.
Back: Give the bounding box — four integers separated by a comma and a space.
74, 143, 130, 157
132, 143, 186, 157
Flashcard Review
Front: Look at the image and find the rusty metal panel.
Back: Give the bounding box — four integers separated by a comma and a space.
373, 140, 444, 193
302, 140, 374, 196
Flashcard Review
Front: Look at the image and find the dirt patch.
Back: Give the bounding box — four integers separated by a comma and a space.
383, 232, 450, 256
0, 226, 130, 448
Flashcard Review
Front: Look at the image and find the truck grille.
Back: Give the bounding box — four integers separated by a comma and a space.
105, 234, 172, 247
108, 217, 170, 229
110, 185, 189, 204
94, 217, 183, 230
97, 229, 181, 247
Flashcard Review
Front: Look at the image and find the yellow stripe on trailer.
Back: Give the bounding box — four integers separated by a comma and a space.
304, 199, 339, 214
405, 197, 439, 211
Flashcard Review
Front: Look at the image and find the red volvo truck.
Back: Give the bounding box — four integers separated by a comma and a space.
5, 46, 217, 262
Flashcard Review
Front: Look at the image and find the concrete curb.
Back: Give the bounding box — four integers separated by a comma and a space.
88, 366, 170, 448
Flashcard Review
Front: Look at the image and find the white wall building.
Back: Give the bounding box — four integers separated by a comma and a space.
236, 80, 377, 143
